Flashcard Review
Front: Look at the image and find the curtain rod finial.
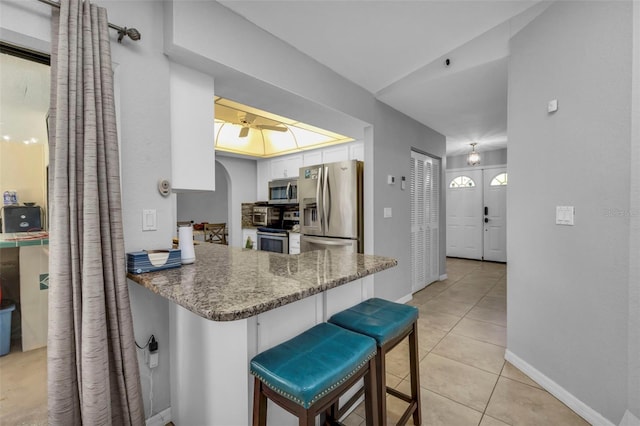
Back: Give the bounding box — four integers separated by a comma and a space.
116, 27, 141, 43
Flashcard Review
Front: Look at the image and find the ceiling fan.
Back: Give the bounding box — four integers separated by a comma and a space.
238, 112, 288, 138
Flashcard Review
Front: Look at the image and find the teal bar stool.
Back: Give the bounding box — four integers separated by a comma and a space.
250, 322, 379, 426
329, 298, 421, 425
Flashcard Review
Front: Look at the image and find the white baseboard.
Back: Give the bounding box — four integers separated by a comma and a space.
620, 410, 640, 426
146, 407, 171, 426
505, 350, 614, 426
396, 294, 412, 304
439, 273, 448, 281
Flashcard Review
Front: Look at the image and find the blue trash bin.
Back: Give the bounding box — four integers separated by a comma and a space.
0, 301, 16, 356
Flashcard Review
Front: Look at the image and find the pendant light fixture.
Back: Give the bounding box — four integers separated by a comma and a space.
467, 142, 481, 166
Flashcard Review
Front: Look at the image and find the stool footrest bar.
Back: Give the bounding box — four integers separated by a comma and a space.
386, 387, 413, 403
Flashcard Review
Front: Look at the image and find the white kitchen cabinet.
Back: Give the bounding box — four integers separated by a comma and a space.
270, 155, 302, 179
255, 142, 364, 203
321, 145, 349, 164
242, 228, 258, 250
302, 151, 323, 167
288, 232, 300, 255
170, 62, 215, 191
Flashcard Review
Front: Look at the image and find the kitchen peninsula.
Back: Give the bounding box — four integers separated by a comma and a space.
128, 243, 397, 425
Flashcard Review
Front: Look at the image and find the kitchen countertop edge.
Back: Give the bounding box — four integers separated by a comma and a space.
127, 244, 397, 322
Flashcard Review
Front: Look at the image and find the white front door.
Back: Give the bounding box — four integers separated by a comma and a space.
483, 168, 507, 262
446, 170, 483, 260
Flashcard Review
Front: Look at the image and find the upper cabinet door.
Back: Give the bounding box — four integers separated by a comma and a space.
303, 151, 323, 167
321, 145, 349, 164
270, 155, 302, 179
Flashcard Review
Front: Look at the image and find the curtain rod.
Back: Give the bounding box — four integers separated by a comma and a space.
36, 0, 141, 43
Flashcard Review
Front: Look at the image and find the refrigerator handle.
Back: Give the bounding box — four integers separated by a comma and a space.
316, 166, 323, 232
323, 166, 329, 230
304, 236, 354, 246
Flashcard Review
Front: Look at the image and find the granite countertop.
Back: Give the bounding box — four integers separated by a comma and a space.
127, 244, 397, 321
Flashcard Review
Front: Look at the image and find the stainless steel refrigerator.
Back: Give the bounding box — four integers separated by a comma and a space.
299, 160, 363, 253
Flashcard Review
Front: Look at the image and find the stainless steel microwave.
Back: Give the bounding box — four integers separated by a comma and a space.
268, 178, 298, 205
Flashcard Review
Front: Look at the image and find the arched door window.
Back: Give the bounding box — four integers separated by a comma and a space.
490, 172, 508, 186
449, 176, 475, 188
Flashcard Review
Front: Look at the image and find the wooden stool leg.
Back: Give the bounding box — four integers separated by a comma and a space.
253, 377, 267, 426
376, 348, 387, 426
299, 411, 315, 426
324, 402, 338, 425
409, 322, 421, 425
364, 356, 379, 426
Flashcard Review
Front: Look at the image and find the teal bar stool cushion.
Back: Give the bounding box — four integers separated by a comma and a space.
250, 322, 377, 409
328, 298, 419, 346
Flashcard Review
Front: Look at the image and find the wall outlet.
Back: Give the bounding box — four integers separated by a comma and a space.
384, 207, 392, 218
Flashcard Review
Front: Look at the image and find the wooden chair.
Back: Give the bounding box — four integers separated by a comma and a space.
204, 223, 227, 245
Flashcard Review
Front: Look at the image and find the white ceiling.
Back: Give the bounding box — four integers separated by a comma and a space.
219, 0, 549, 156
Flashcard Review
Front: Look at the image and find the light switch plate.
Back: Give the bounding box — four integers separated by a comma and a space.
384, 207, 392, 218
548, 99, 558, 113
143, 209, 157, 231
556, 206, 574, 225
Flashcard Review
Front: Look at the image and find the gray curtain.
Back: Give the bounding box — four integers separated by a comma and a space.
47, 0, 145, 424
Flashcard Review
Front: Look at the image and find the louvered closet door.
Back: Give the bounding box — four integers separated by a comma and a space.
411, 151, 440, 293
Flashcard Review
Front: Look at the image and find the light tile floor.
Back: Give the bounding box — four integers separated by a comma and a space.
0, 341, 47, 425
343, 258, 590, 426
0, 258, 590, 426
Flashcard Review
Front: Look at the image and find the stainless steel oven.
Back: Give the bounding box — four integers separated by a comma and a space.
257, 230, 289, 254
252, 206, 281, 227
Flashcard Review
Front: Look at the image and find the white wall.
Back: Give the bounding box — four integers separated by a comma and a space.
507, 2, 634, 423
177, 163, 228, 224
216, 155, 257, 248
373, 101, 446, 299
628, 2, 640, 421
109, 2, 174, 418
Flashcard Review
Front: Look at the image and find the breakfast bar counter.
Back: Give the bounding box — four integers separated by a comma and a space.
127, 243, 397, 321
127, 244, 397, 426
